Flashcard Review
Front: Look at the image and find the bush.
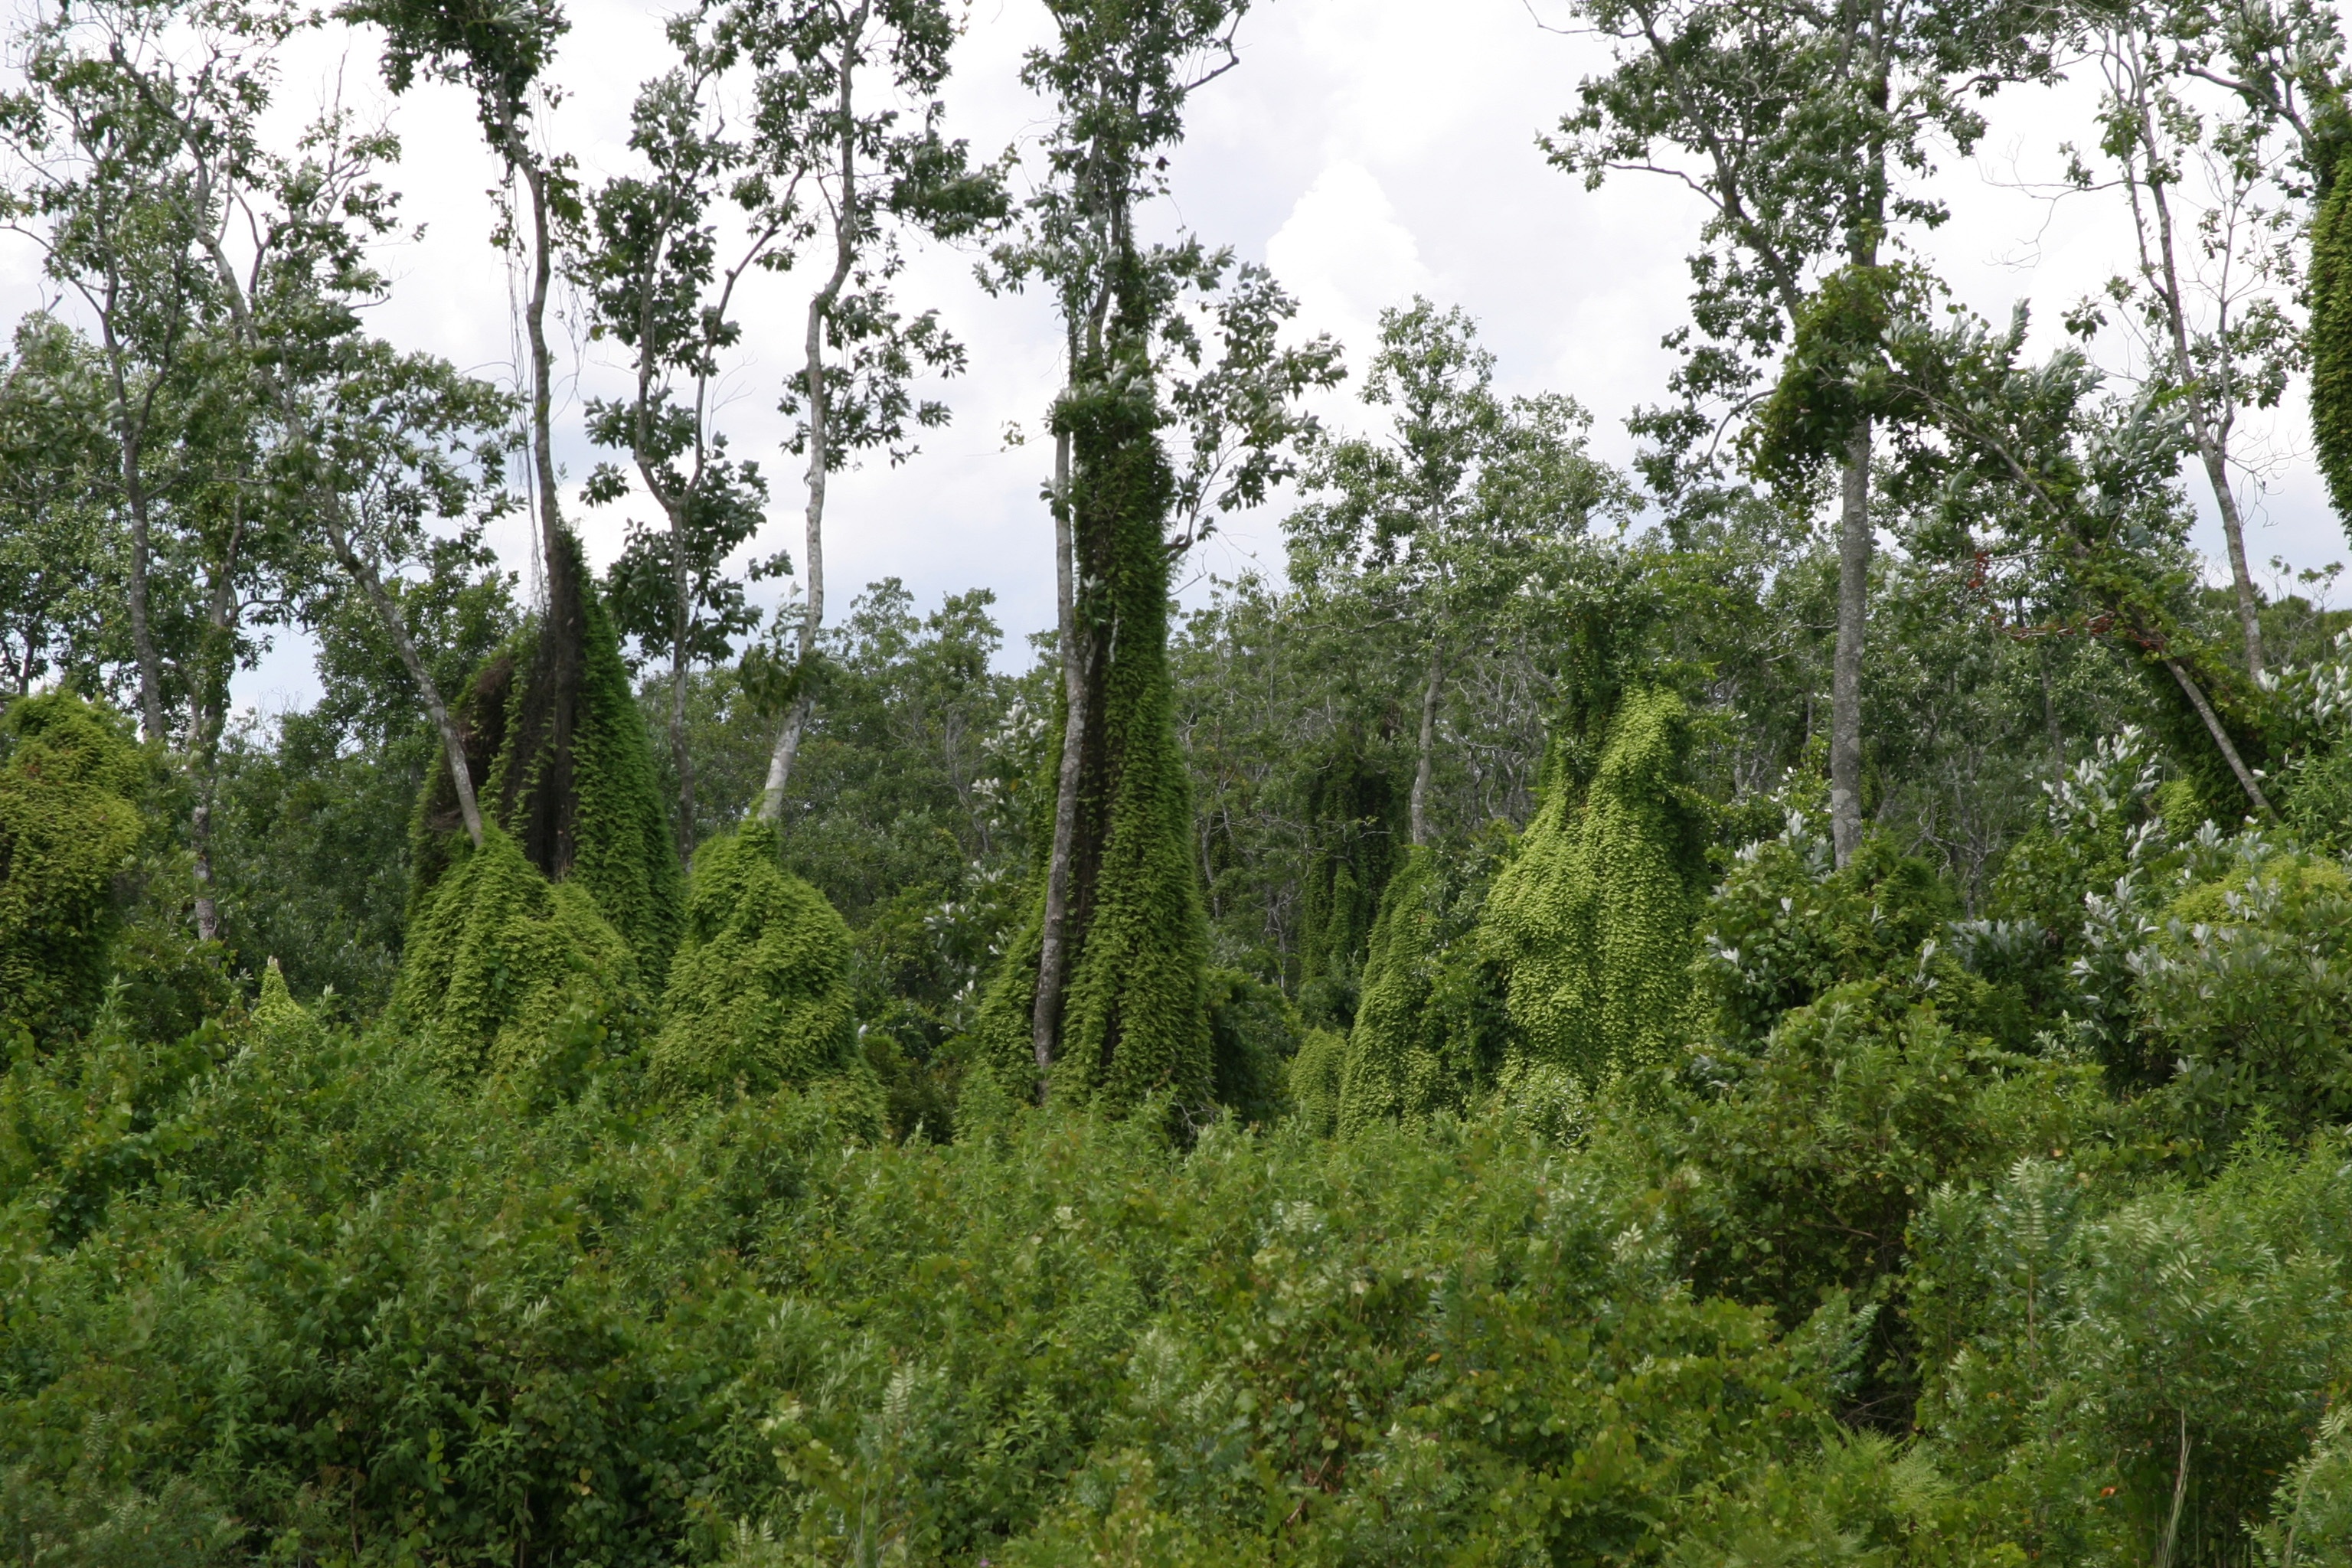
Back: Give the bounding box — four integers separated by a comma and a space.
0, 692, 143, 1044
652, 823, 872, 1121
1625, 982, 2109, 1428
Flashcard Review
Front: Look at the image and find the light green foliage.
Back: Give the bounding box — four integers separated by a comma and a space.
1336, 842, 1510, 1133
390, 825, 645, 1080
652, 823, 871, 1121
1287, 1026, 1345, 1136
1488, 688, 1707, 1083
0, 692, 142, 1044
248, 958, 309, 1035
2315, 155, 2352, 531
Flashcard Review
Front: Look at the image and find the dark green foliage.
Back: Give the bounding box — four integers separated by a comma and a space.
652, 822, 873, 1123
389, 825, 646, 1080
0, 1016, 1952, 1566
205, 712, 425, 1013
1701, 818, 2041, 1050
2316, 153, 2352, 531
1487, 688, 1708, 1083
1200, 966, 1297, 1125
1914, 1142, 2352, 1566
2137, 852, 2352, 1174
1293, 730, 1399, 1029
1629, 984, 2109, 1429
0, 692, 142, 1044
1336, 841, 1511, 1132
1047, 384, 1213, 1113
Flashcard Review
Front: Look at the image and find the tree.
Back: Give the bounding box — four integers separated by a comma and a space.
355, 0, 684, 974
734, 0, 1002, 826
1285, 298, 1620, 850
2073, 5, 2307, 678
975, 0, 1335, 1106
580, 6, 782, 861
1874, 303, 2273, 818
0, 0, 271, 744
1547, 0, 2062, 866
0, 315, 114, 696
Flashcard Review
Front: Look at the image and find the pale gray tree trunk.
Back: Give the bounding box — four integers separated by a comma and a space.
1830, 417, 1873, 867
1409, 648, 1444, 848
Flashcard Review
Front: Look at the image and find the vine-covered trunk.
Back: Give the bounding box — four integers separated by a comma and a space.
1000, 374, 1210, 1113
2314, 156, 2352, 532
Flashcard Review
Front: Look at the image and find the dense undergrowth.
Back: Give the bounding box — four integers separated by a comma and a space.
14, 701, 2352, 1565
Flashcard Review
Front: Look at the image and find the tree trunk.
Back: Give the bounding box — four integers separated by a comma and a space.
1033, 419, 1080, 1076
1409, 648, 1443, 848
322, 509, 485, 848
2119, 35, 2267, 679
2166, 656, 2272, 816
757, 34, 862, 824
100, 335, 165, 743
669, 628, 695, 861
1830, 416, 1873, 867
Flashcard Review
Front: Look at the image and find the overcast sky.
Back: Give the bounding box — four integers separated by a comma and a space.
2, 0, 2337, 715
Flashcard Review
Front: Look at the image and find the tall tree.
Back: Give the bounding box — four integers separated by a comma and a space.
2078, 6, 2307, 679
580, 6, 781, 861
0, 0, 273, 744
733, 0, 1001, 826
1547, 0, 2062, 864
980, 0, 1334, 1104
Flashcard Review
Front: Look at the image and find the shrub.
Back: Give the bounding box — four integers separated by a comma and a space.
652, 823, 872, 1122
0, 692, 143, 1044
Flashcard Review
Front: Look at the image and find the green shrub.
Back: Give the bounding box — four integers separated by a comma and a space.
1201, 967, 1297, 1126
1626, 982, 2109, 1428
2137, 853, 2352, 1173
0, 692, 143, 1044
390, 825, 646, 1080
652, 823, 873, 1122
1914, 1142, 2352, 1566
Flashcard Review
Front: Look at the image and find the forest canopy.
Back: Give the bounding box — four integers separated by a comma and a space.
6, 0, 2352, 1563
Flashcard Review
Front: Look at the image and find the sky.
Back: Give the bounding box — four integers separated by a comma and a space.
1, 0, 2338, 717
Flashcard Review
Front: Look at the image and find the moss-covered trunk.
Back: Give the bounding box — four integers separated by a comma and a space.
410, 528, 683, 985
980, 376, 1212, 1115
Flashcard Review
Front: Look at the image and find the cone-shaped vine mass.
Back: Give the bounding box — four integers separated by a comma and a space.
651, 822, 871, 1116
1336, 845, 1506, 1134
412, 528, 683, 981
0, 692, 143, 1044
391, 825, 645, 1080
1486, 688, 1708, 1083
